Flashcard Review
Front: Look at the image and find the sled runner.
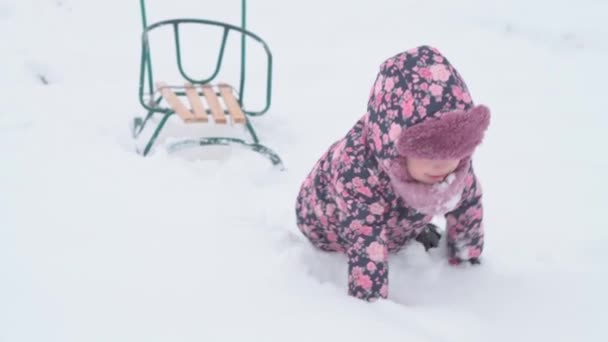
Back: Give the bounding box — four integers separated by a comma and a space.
132, 0, 284, 169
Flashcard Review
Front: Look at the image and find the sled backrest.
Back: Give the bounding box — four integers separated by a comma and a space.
137, 0, 273, 117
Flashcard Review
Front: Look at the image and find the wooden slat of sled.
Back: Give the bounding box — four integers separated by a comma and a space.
184, 83, 208, 122
201, 85, 227, 124
156, 82, 195, 122
219, 84, 246, 124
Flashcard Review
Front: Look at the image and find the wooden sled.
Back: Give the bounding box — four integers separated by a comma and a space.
132, 0, 284, 169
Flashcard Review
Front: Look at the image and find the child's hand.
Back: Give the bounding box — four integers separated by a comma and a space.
415, 223, 442, 251
469, 258, 481, 265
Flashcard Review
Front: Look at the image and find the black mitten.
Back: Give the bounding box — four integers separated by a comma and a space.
415, 223, 442, 251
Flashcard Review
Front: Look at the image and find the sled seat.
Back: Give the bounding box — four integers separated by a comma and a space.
155, 82, 247, 125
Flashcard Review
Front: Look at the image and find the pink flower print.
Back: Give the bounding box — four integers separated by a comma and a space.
396, 59, 405, 70
373, 126, 382, 152
367, 175, 378, 186
327, 232, 338, 242
359, 225, 373, 236
448, 226, 461, 239
474, 184, 483, 197
341, 153, 351, 165
411, 73, 420, 85
447, 217, 460, 238
374, 75, 383, 95
429, 83, 444, 97
401, 97, 415, 118
329, 242, 343, 252
418, 67, 432, 80
469, 247, 481, 259
326, 204, 336, 216
387, 241, 397, 251
355, 184, 373, 197
433, 54, 444, 63
308, 195, 317, 206
352, 239, 364, 252
422, 96, 431, 106
366, 242, 386, 262
370, 202, 384, 215
353, 177, 372, 197
417, 105, 427, 118
331, 142, 344, 161
351, 219, 373, 236
357, 274, 373, 291
388, 109, 401, 120
336, 197, 347, 211
384, 76, 396, 92
335, 180, 344, 194
319, 215, 328, 226
380, 285, 388, 298
301, 224, 312, 234
384, 93, 393, 107
351, 266, 364, 279
379, 229, 388, 244
374, 93, 382, 108
452, 85, 463, 101
430, 64, 451, 82
366, 215, 376, 224
350, 219, 363, 231
327, 214, 337, 225
466, 205, 483, 220
314, 204, 324, 217
367, 262, 377, 272
420, 82, 429, 91
388, 123, 402, 141
449, 257, 461, 266
462, 91, 471, 103
465, 174, 474, 187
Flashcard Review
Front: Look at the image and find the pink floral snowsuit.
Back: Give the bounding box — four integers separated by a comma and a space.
295, 46, 485, 301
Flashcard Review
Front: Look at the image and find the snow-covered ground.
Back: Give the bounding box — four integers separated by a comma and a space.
2, 0, 607, 341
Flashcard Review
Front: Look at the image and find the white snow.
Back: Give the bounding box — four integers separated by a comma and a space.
2, 0, 607, 341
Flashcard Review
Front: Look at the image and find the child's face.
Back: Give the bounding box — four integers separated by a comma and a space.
405, 158, 460, 184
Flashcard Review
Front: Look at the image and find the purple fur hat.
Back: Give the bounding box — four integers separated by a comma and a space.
396, 105, 491, 160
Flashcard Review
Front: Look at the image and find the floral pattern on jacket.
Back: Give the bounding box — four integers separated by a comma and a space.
295, 46, 485, 301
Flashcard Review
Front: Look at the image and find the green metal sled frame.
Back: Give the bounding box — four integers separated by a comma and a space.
132, 0, 284, 169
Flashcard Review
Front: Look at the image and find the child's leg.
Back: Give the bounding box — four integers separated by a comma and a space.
295, 185, 344, 253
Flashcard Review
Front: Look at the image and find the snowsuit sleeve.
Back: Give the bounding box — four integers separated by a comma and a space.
445, 168, 484, 264
334, 163, 390, 301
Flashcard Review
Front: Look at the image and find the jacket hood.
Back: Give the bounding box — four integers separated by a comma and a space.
365, 45, 490, 168
362, 46, 490, 214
